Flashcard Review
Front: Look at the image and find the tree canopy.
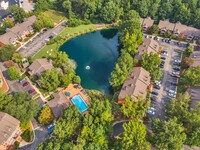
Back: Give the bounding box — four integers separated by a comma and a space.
151, 118, 186, 150
0, 45, 16, 62
122, 120, 150, 150
141, 52, 162, 80
1, 91, 39, 123
8, 66, 20, 80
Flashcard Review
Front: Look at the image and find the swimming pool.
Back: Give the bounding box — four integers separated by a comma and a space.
71, 94, 88, 112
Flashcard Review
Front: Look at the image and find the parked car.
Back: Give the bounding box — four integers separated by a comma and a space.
171, 82, 178, 86
161, 57, 166, 60
146, 109, 155, 115
173, 62, 180, 66
149, 107, 156, 111
160, 64, 164, 68
151, 96, 157, 101
168, 89, 177, 95
152, 91, 159, 95
19, 78, 26, 83
168, 93, 176, 98
23, 82, 30, 87
171, 74, 180, 78
154, 85, 161, 90
49, 35, 54, 39
172, 71, 180, 75
173, 67, 180, 71
174, 59, 181, 63
155, 80, 161, 85
28, 89, 35, 94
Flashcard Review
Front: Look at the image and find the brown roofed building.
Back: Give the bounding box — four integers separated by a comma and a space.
141, 17, 154, 31
158, 20, 176, 34
0, 31, 18, 45
134, 39, 159, 60
0, 112, 21, 150
47, 91, 69, 118
174, 22, 200, 40
118, 67, 151, 104
188, 86, 200, 109
28, 58, 53, 76
0, 15, 37, 45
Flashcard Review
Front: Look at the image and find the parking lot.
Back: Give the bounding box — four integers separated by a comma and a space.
145, 36, 185, 120
0, 62, 37, 97
17, 23, 65, 57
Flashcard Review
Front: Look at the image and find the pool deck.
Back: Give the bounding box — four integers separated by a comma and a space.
62, 84, 90, 105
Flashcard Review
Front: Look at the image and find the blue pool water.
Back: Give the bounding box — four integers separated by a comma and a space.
71, 94, 88, 112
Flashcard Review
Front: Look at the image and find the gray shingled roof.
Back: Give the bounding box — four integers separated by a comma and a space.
48, 91, 69, 118
118, 67, 151, 101
0, 112, 20, 145
28, 58, 53, 76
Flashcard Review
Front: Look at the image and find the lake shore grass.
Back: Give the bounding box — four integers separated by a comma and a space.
32, 24, 96, 60
31, 23, 119, 61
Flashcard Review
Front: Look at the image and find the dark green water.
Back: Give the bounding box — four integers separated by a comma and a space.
60, 29, 119, 94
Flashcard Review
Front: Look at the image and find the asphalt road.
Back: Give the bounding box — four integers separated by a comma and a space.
18, 23, 65, 57
20, 119, 49, 150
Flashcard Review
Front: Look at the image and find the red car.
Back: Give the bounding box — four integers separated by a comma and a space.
28, 89, 35, 94
23, 82, 30, 87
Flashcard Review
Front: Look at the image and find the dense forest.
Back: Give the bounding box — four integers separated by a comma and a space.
35, 0, 200, 28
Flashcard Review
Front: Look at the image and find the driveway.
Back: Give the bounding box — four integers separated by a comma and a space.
148, 40, 184, 120
18, 23, 65, 57
19, 119, 49, 150
0, 62, 37, 97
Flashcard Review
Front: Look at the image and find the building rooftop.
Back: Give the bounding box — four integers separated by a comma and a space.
0, 31, 17, 45
118, 67, 150, 103
28, 58, 53, 76
174, 22, 200, 37
0, 112, 20, 145
158, 20, 176, 31
141, 17, 154, 27
47, 91, 69, 118
135, 39, 159, 60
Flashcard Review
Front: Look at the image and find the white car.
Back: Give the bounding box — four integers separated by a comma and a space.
174, 59, 181, 63
168, 93, 176, 98
148, 107, 156, 111
155, 81, 161, 86
147, 109, 155, 115
168, 89, 177, 94
172, 71, 180, 75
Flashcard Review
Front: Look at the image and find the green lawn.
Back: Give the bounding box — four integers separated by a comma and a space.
32, 24, 95, 61
43, 10, 66, 24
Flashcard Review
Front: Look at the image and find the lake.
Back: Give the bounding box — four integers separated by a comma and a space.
60, 29, 119, 94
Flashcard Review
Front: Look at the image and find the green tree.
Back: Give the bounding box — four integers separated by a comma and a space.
165, 92, 191, 125
180, 65, 200, 87
60, 72, 74, 88
121, 95, 149, 119
12, 53, 23, 64
4, 92, 39, 123
38, 105, 54, 125
109, 51, 135, 89
0, 45, 16, 61
100, 1, 122, 23
34, 0, 50, 12
40, 69, 61, 92
53, 106, 82, 139
73, 75, 81, 84
148, 25, 159, 34
7, 5, 26, 23
141, 52, 161, 80
122, 120, 150, 150
152, 118, 186, 150
8, 66, 20, 80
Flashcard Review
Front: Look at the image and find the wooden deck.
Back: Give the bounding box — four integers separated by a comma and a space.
62, 84, 90, 105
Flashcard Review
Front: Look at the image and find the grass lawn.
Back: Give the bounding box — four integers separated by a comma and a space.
32, 24, 95, 61
43, 10, 66, 24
